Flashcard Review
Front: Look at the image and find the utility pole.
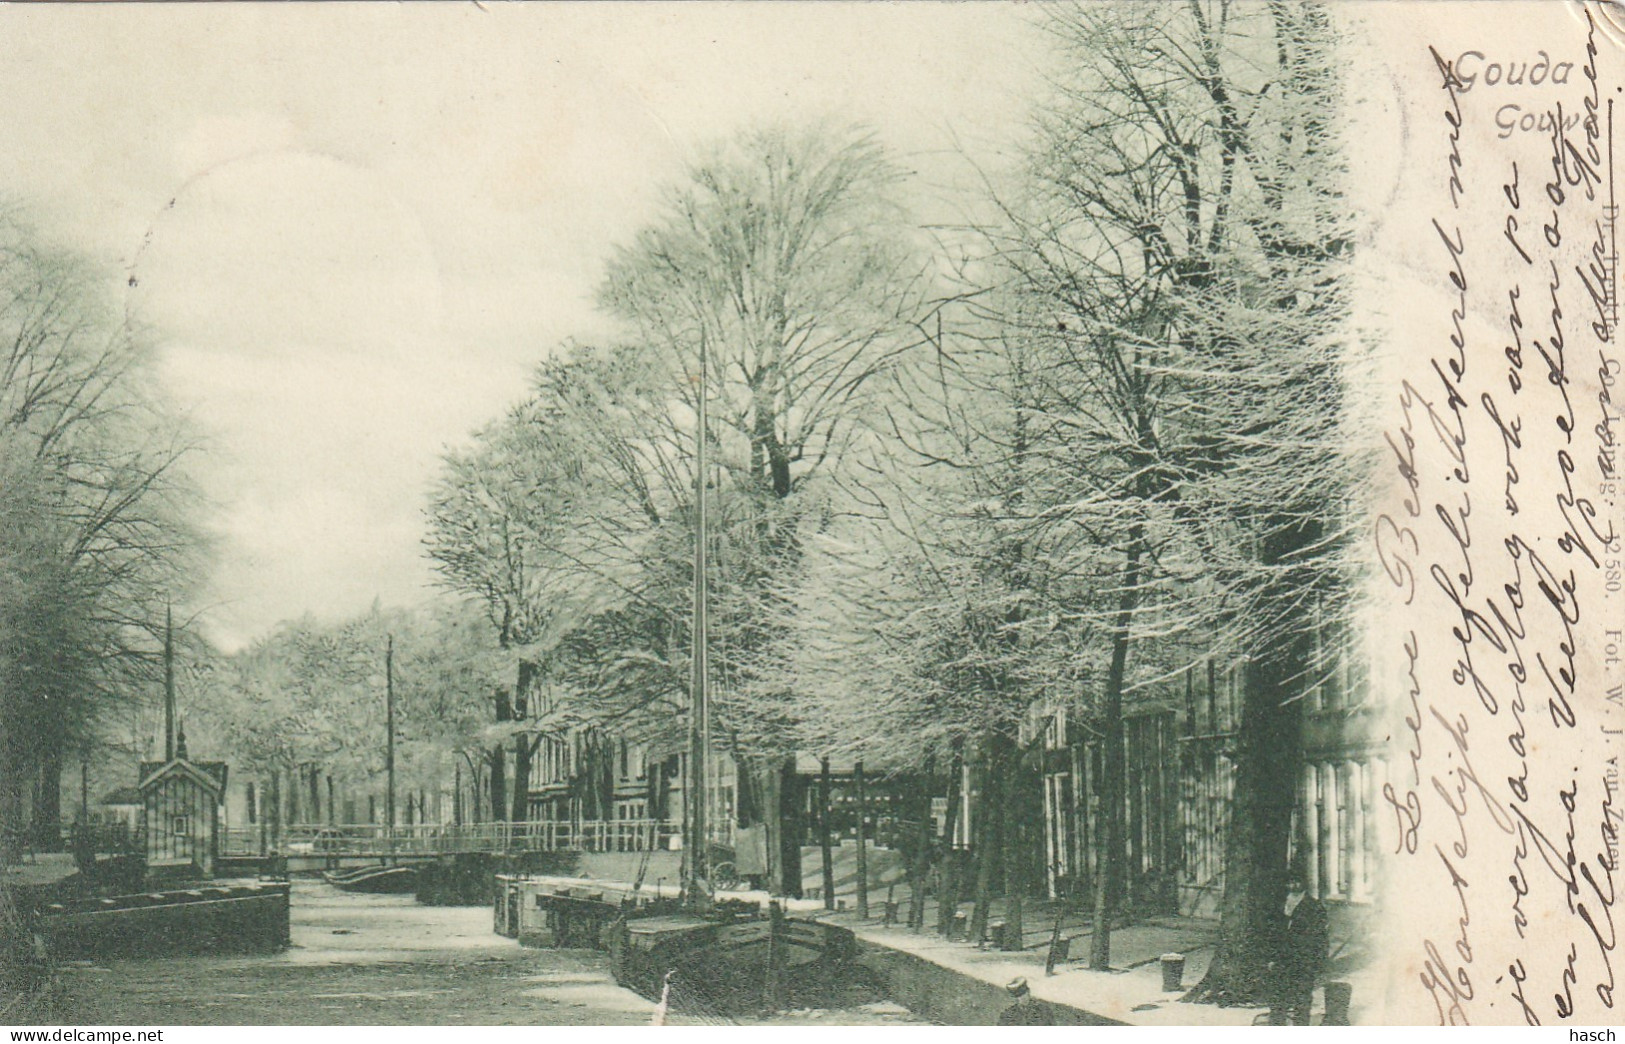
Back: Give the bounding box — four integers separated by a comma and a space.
686, 331, 710, 897
386, 634, 396, 831
163, 604, 176, 761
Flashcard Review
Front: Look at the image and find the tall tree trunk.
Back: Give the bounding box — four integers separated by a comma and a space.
655, 756, 673, 850
257, 778, 268, 855
510, 661, 536, 823
268, 770, 282, 848
907, 758, 936, 931
1191, 521, 1317, 1004
31, 745, 62, 851
969, 740, 1004, 944
488, 747, 506, 827
819, 757, 835, 909
308, 765, 321, 825
1002, 744, 1027, 948
1090, 534, 1141, 970
761, 762, 781, 892
509, 735, 532, 823
599, 736, 616, 821
287, 763, 301, 826
0, 747, 26, 865
734, 753, 757, 828
937, 748, 964, 937
490, 687, 511, 822
776, 757, 804, 898
854, 761, 869, 919
1191, 652, 1306, 1003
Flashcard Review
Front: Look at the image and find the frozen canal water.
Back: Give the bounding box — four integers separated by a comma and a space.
50, 880, 925, 1026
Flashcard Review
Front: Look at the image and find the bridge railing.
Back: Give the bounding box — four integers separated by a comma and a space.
222, 828, 263, 857
264, 819, 678, 855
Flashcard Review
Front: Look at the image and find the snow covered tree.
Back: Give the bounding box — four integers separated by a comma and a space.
999, 0, 1355, 991
596, 124, 931, 894
0, 215, 200, 855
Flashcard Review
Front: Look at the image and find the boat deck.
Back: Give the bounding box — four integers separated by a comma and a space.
626, 914, 714, 935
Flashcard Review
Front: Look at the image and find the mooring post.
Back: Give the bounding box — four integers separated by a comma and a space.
765, 900, 787, 1013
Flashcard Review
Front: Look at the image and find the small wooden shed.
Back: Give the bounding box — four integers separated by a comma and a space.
138, 757, 227, 877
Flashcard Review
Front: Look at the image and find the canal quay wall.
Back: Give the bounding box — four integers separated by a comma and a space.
845, 920, 1253, 1027
839, 911, 1383, 1027
491, 873, 1272, 1026
856, 940, 1123, 1026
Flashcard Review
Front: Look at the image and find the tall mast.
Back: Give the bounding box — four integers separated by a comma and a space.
386, 634, 396, 830
688, 331, 710, 894
163, 604, 176, 761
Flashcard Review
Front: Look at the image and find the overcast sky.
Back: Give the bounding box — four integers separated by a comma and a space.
0, 3, 1045, 650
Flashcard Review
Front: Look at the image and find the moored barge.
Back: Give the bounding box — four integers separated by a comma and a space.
322, 864, 418, 894
34, 881, 291, 958
495, 874, 860, 1013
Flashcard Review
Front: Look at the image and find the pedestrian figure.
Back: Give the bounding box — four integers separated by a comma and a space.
997, 977, 1055, 1026
1269, 857, 1329, 1025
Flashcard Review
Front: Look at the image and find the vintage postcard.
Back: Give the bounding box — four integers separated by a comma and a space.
0, 0, 1617, 1029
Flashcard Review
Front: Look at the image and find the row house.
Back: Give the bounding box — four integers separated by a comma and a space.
524, 729, 747, 855
1041, 640, 1382, 918
513, 656, 1380, 920
527, 730, 673, 851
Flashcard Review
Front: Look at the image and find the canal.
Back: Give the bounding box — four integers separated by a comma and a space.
50, 880, 925, 1026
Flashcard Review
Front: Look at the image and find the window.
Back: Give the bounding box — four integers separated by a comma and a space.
172, 815, 190, 836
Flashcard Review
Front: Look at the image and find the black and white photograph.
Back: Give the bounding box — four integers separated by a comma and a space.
1, 1, 1618, 1029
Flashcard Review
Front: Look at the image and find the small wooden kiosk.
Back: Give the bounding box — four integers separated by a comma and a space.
135, 608, 229, 880
138, 740, 227, 879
